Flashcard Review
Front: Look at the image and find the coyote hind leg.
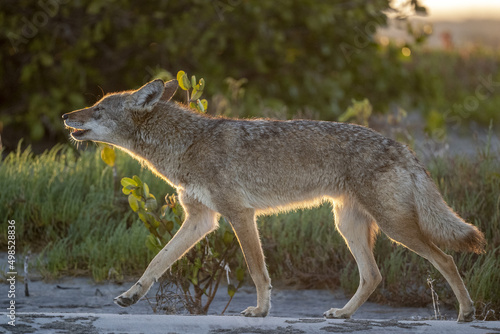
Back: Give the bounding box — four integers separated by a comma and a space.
379, 224, 475, 322
324, 200, 381, 319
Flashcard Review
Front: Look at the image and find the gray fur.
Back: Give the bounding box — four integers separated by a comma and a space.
63, 79, 485, 321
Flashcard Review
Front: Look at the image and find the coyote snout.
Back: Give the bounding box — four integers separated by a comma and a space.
62, 107, 96, 140
63, 78, 485, 322
63, 104, 120, 143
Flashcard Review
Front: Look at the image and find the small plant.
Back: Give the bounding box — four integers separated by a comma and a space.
177, 70, 208, 113
427, 274, 443, 320
121, 175, 245, 314
338, 98, 372, 126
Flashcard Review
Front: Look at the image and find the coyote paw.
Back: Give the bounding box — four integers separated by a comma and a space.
240, 306, 269, 317
457, 309, 475, 322
323, 308, 351, 319
114, 281, 148, 308
114, 294, 139, 307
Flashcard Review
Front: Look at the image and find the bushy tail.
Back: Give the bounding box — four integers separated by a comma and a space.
413, 172, 486, 254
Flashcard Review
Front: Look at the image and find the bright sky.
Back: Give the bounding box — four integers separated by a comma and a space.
420, 0, 500, 20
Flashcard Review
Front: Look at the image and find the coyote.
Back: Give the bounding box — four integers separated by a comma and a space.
63, 79, 485, 321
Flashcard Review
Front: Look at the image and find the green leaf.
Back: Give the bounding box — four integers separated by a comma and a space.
121, 177, 137, 188
200, 99, 208, 111
199, 78, 205, 89
191, 263, 199, 285
191, 87, 203, 101
236, 267, 245, 282
132, 175, 143, 188
166, 220, 174, 232
191, 75, 197, 88
176, 70, 185, 82
171, 204, 180, 217
196, 99, 205, 113
128, 194, 139, 212
145, 234, 162, 253
131, 187, 143, 199
100, 146, 115, 167
143, 182, 150, 198
132, 176, 143, 198
177, 70, 191, 90
138, 212, 149, 226
227, 284, 237, 297
158, 220, 169, 237
174, 216, 182, 226
145, 196, 157, 211
147, 212, 160, 228
223, 231, 234, 246
122, 185, 135, 195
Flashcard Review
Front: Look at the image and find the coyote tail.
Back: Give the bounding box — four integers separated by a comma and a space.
413, 172, 486, 254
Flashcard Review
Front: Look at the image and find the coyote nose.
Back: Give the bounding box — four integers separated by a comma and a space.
62, 113, 69, 120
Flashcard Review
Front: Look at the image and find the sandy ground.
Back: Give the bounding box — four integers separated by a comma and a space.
1, 277, 499, 333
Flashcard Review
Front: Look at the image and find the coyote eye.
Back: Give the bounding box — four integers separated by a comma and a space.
94, 106, 104, 119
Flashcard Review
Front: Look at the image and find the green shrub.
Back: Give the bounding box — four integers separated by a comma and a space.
1, 0, 425, 147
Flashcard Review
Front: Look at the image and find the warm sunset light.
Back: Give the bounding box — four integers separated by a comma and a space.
421, 0, 500, 20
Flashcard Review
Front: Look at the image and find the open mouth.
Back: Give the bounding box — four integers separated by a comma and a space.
68, 128, 90, 138
72, 129, 90, 137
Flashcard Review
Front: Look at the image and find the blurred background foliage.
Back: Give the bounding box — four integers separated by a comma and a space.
2, 0, 498, 152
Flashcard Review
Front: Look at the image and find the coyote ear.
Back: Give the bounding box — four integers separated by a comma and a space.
161, 79, 179, 102
129, 79, 165, 110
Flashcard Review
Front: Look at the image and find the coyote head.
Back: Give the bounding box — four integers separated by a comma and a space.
62, 79, 178, 145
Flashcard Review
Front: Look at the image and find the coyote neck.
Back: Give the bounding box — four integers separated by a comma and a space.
125, 103, 208, 187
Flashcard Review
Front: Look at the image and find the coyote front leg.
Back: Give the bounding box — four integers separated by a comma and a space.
114, 196, 218, 307
226, 208, 272, 317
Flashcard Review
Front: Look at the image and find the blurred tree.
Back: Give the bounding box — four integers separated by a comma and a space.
0, 0, 425, 151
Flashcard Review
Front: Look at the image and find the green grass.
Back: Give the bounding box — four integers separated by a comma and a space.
0, 143, 173, 281
0, 142, 499, 319
408, 47, 500, 127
